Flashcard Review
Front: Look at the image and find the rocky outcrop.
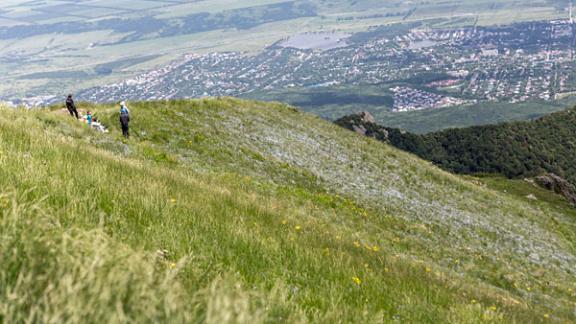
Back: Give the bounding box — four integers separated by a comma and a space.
358, 111, 376, 124
335, 111, 389, 142
535, 173, 576, 206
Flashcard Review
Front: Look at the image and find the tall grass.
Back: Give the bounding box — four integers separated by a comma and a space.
0, 100, 573, 322
0, 190, 193, 323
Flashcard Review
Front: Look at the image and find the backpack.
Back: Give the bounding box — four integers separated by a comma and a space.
120, 106, 129, 115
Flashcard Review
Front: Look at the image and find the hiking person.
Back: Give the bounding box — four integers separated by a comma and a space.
86, 111, 92, 126
66, 94, 79, 119
119, 101, 130, 138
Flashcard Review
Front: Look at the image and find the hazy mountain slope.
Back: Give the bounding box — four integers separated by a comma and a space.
1, 98, 575, 322
337, 108, 576, 188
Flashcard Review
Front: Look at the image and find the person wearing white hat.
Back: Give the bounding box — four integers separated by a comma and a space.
119, 101, 130, 138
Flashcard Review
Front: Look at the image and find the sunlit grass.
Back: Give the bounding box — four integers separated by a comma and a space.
0, 98, 574, 322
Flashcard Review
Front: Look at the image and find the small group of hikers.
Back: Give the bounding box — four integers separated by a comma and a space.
66, 94, 130, 138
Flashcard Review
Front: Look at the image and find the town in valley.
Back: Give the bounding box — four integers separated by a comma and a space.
61, 19, 576, 114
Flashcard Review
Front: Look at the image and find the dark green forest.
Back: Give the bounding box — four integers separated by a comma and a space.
336, 107, 576, 186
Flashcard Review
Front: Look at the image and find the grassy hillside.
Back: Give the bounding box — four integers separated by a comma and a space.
1, 98, 576, 322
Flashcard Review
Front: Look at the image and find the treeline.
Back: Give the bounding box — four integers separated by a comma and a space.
336, 107, 576, 186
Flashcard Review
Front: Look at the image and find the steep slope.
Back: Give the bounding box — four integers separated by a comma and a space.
337, 108, 576, 189
1, 98, 576, 322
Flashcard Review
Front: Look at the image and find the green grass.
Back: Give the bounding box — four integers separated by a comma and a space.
1, 98, 575, 322
471, 174, 576, 217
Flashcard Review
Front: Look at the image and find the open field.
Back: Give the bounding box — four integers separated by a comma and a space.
248, 84, 576, 133
0, 0, 572, 100
374, 97, 576, 133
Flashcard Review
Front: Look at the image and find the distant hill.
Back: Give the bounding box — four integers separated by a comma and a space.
336, 108, 576, 198
2, 98, 576, 321
254, 85, 576, 134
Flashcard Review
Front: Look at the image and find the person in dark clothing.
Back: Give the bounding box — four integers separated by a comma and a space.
119, 101, 130, 138
66, 94, 79, 119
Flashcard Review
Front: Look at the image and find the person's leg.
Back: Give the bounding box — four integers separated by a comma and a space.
68, 108, 74, 117
73, 109, 79, 119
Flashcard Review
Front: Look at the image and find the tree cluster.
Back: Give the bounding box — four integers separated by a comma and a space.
336, 108, 576, 187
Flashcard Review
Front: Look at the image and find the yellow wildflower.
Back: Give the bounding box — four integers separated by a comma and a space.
372, 245, 379, 252
170, 198, 176, 203
353, 241, 361, 248
352, 276, 362, 285
489, 305, 497, 312
169, 262, 177, 269
281, 220, 287, 225
543, 314, 549, 319
425, 267, 432, 273
294, 225, 301, 231
471, 299, 477, 304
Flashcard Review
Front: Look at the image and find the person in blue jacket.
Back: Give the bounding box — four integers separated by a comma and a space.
119, 101, 130, 138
